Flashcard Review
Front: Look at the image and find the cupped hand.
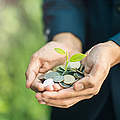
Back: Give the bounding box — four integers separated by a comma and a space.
25, 33, 82, 92
35, 41, 120, 108
26, 41, 67, 91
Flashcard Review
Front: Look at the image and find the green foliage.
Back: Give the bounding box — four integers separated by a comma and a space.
70, 53, 86, 62
54, 48, 66, 55
0, 0, 50, 120
54, 48, 86, 71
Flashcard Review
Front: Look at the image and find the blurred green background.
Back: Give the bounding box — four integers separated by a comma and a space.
0, 0, 51, 120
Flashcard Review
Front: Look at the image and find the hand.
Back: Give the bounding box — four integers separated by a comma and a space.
35, 41, 120, 108
25, 33, 82, 92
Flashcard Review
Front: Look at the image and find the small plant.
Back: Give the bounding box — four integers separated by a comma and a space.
54, 48, 87, 71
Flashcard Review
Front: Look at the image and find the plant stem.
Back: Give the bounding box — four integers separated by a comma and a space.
65, 50, 69, 71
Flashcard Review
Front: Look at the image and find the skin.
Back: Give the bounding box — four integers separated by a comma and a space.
26, 33, 82, 91
26, 33, 120, 108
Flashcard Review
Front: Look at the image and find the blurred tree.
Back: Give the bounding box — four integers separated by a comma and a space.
0, 0, 50, 120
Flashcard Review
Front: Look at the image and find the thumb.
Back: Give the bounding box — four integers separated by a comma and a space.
25, 57, 42, 88
73, 75, 94, 91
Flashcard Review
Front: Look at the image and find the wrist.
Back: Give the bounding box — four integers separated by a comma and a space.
104, 41, 120, 67
53, 33, 82, 53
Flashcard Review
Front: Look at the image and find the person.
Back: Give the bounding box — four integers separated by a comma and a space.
25, 0, 120, 120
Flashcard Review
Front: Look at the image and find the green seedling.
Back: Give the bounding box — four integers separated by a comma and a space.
54, 48, 87, 71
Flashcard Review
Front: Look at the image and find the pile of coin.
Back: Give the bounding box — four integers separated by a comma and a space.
38, 62, 84, 88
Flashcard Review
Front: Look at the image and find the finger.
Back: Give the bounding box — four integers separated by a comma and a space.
36, 93, 46, 104
35, 93, 42, 101
38, 100, 65, 108
74, 75, 94, 91
45, 85, 54, 91
53, 83, 63, 91
84, 64, 92, 74
41, 87, 95, 99
26, 57, 42, 88
31, 80, 44, 92
31, 82, 44, 92
31, 73, 45, 92
90, 63, 109, 81
39, 62, 53, 73
44, 103, 65, 108
75, 63, 108, 90
81, 47, 94, 66
74, 64, 109, 93
84, 63, 109, 89
89, 63, 110, 90
38, 100, 46, 105
41, 95, 93, 108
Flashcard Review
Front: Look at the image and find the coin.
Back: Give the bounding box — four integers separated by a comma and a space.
38, 74, 45, 80
53, 65, 65, 72
57, 66, 65, 72
81, 66, 85, 73
79, 64, 84, 72
68, 62, 80, 69
46, 70, 53, 73
76, 70, 84, 76
64, 75, 76, 85
63, 70, 75, 76
57, 68, 64, 73
44, 72, 60, 79
53, 75, 64, 83
74, 73, 84, 79
59, 65, 65, 70
43, 78, 54, 87
59, 81, 72, 88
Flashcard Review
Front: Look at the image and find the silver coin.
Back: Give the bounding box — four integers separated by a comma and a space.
47, 70, 53, 73
79, 64, 84, 72
53, 65, 65, 72
53, 75, 64, 83
38, 74, 45, 80
59, 81, 72, 88
64, 75, 76, 85
57, 66, 65, 72
59, 65, 65, 70
74, 73, 84, 79
76, 70, 84, 76
43, 78, 54, 87
57, 68, 64, 73
68, 62, 80, 69
44, 72, 60, 79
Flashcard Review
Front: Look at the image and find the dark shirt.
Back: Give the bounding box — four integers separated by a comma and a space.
43, 0, 120, 120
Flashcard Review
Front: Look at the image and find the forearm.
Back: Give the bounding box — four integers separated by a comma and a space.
53, 33, 82, 54
43, 0, 86, 48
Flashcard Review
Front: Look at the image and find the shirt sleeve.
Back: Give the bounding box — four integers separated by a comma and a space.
43, 0, 87, 48
110, 33, 120, 46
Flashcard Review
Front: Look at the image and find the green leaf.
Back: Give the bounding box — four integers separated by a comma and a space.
70, 53, 86, 62
54, 48, 66, 55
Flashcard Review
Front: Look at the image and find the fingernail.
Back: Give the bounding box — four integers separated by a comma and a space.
39, 101, 46, 104
35, 93, 40, 98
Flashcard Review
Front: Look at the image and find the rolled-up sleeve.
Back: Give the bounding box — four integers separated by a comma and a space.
110, 33, 120, 46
